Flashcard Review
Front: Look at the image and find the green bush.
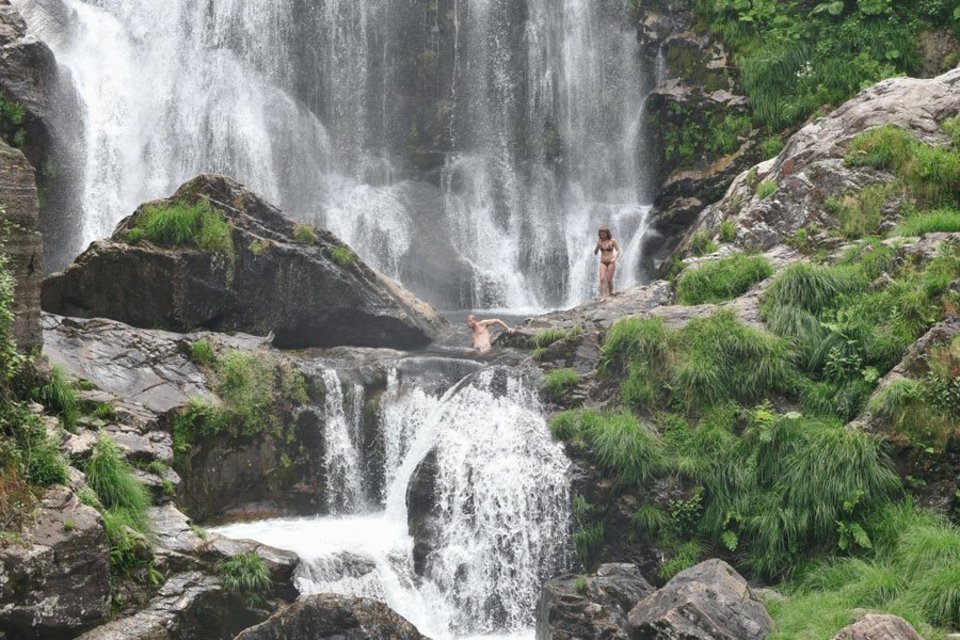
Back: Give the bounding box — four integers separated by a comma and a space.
329, 244, 355, 267
130, 199, 234, 259
292, 223, 318, 245
659, 540, 704, 580
542, 368, 579, 398
763, 263, 865, 316
759, 134, 785, 158
86, 434, 152, 535
218, 551, 272, 607
675, 254, 773, 305
598, 317, 667, 377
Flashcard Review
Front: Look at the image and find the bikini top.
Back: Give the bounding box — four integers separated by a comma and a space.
599, 242, 616, 253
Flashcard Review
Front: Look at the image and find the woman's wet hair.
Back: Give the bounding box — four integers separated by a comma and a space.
598, 226, 612, 239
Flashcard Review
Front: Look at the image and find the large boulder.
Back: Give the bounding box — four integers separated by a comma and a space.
626, 559, 773, 640
42, 174, 445, 349
0, 485, 110, 638
0, 138, 42, 352
686, 67, 960, 256
831, 614, 923, 640
233, 594, 428, 640
536, 564, 655, 640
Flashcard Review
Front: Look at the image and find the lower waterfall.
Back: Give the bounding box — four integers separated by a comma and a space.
216, 363, 572, 639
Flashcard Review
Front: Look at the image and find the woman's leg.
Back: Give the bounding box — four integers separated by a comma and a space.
606, 262, 617, 296
599, 262, 609, 299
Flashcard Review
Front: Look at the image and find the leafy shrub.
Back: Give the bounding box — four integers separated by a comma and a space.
129, 199, 234, 259
756, 181, 777, 200
675, 254, 773, 305
292, 223, 318, 245
659, 540, 704, 580
218, 551, 272, 607
542, 368, 579, 398
759, 134, 785, 158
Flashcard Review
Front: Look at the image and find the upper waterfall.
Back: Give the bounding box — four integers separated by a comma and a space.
16, 0, 654, 311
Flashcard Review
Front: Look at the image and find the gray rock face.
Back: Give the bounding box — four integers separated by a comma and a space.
626, 559, 773, 640
536, 564, 655, 640
234, 594, 428, 640
688, 68, 960, 255
831, 614, 923, 640
76, 571, 264, 640
42, 174, 444, 349
0, 139, 42, 352
0, 485, 110, 638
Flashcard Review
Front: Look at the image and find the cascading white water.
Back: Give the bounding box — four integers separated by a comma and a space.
316, 368, 366, 513
216, 364, 571, 639
15, 0, 655, 310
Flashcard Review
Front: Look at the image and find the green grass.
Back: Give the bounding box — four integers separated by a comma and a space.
218, 551, 272, 607
763, 262, 865, 316
718, 219, 737, 243
659, 540, 704, 581
542, 368, 579, 398
329, 244, 356, 267
531, 328, 571, 349
688, 231, 718, 257
825, 184, 895, 239
188, 339, 216, 367
845, 126, 918, 172
33, 364, 79, 430
573, 521, 605, 569
759, 134, 785, 158
129, 199, 235, 259
756, 181, 777, 200
675, 254, 773, 305
598, 317, 667, 377
944, 115, 960, 148
893, 208, 960, 237
293, 223, 318, 245
86, 434, 152, 535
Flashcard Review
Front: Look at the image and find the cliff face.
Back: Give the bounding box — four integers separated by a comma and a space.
0, 137, 41, 352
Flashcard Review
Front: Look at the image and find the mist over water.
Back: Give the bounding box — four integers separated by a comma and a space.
16, 0, 655, 311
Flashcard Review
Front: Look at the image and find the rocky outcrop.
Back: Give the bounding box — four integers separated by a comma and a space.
234, 594, 428, 640
42, 174, 445, 349
0, 485, 110, 638
0, 138, 42, 352
831, 614, 923, 640
626, 559, 773, 640
687, 68, 960, 255
536, 564, 654, 640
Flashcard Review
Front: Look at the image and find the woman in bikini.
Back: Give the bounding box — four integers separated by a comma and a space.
594, 226, 620, 301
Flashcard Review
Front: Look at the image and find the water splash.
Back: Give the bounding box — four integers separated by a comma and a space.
317, 367, 366, 514
216, 364, 571, 639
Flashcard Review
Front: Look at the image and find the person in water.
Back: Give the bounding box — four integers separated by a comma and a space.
594, 226, 621, 300
466, 314, 516, 352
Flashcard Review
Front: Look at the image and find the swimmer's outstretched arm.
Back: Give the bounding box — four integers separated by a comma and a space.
481, 319, 516, 334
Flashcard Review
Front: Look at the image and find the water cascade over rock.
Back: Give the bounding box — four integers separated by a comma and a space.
14, 0, 655, 310
218, 363, 572, 639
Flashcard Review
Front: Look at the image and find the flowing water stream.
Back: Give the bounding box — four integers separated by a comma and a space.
216, 363, 572, 639
14, 0, 655, 310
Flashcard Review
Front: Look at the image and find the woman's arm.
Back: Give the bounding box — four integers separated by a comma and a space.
612, 240, 621, 261
594, 241, 601, 255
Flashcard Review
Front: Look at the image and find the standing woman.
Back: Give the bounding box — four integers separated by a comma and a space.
594, 226, 621, 301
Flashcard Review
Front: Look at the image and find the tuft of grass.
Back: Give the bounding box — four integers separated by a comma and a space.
329, 244, 356, 267
893, 208, 960, 237
248, 238, 270, 255
759, 134, 785, 158
756, 181, 777, 200
675, 254, 773, 305
719, 219, 737, 244
659, 540, 704, 581
531, 328, 571, 349
188, 339, 216, 367
292, 223, 318, 245
542, 368, 579, 398
573, 521, 605, 569
34, 364, 80, 430
845, 126, 918, 172
599, 317, 668, 377
763, 262, 865, 316
130, 199, 234, 259
218, 551, 272, 608
688, 231, 718, 257
86, 434, 152, 535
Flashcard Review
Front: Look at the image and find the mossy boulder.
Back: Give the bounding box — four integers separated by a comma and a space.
42, 174, 445, 349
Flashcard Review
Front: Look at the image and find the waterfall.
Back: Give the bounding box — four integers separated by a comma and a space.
15, 0, 654, 309
216, 363, 572, 639
316, 367, 367, 513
